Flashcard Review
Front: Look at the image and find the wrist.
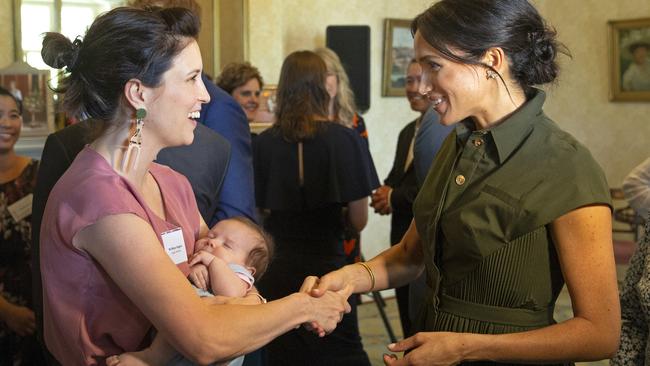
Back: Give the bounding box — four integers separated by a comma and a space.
458, 332, 484, 362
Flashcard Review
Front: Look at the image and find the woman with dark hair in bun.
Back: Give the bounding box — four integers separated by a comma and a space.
302, 0, 620, 364
39, 6, 350, 366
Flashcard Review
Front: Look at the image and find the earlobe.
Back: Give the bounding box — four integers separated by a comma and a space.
247, 266, 256, 276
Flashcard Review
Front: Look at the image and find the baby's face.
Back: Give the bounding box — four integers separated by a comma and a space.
197, 219, 260, 267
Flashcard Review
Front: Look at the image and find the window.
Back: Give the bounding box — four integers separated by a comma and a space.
21, 0, 122, 69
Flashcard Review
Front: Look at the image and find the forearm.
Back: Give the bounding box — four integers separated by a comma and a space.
208, 261, 248, 298
0, 295, 13, 322
464, 316, 619, 363
345, 221, 424, 294
174, 293, 314, 364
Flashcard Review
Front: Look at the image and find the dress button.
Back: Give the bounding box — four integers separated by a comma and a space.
455, 174, 466, 185
473, 139, 483, 147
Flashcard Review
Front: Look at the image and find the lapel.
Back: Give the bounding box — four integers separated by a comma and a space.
393, 120, 417, 183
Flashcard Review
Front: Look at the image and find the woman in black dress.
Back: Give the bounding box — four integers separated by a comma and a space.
254, 50, 379, 366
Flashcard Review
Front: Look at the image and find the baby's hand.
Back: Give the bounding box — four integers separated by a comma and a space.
189, 249, 216, 267
189, 264, 210, 290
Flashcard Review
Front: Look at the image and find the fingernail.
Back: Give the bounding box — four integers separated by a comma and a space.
387, 343, 395, 349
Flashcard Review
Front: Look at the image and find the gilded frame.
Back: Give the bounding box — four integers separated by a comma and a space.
382, 18, 414, 97
608, 17, 650, 101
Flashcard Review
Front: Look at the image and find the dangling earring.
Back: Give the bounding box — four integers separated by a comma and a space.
121, 108, 146, 172
486, 69, 498, 80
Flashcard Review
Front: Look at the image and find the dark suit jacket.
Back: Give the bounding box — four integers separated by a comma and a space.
201, 75, 256, 225
30, 121, 230, 363
384, 119, 419, 245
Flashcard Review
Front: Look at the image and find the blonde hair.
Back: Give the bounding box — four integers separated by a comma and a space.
314, 47, 357, 128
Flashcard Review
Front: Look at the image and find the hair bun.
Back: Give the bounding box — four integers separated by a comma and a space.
529, 30, 556, 65
41, 33, 82, 71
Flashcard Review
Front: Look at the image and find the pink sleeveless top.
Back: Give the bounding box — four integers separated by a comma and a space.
40, 147, 200, 365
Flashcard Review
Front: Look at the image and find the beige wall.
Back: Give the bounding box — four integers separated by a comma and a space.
247, 0, 650, 260
533, 0, 650, 187
0, 0, 15, 68
247, 0, 431, 259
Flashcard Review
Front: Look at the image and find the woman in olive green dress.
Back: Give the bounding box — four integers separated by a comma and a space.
301, 1, 620, 365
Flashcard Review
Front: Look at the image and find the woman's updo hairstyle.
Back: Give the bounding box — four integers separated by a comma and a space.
411, 0, 568, 91
42, 6, 199, 124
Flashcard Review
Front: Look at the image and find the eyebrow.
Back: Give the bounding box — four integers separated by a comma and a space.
417, 55, 442, 63
186, 69, 202, 76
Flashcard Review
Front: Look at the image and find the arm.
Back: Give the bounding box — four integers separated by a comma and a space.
347, 197, 369, 232
306, 219, 425, 296
0, 295, 35, 337
189, 251, 248, 298
623, 157, 650, 217
385, 205, 621, 365
76, 214, 350, 365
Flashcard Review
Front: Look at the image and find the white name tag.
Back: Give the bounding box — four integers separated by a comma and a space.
7, 193, 33, 223
161, 227, 188, 265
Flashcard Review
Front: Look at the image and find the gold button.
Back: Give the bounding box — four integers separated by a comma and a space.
473, 139, 483, 147
455, 175, 466, 185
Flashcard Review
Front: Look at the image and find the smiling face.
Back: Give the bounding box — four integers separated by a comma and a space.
196, 219, 262, 272
0, 95, 22, 154
414, 31, 492, 126
405, 62, 431, 114
144, 39, 209, 148
231, 78, 261, 122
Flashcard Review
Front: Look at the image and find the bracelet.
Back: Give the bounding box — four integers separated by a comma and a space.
250, 292, 267, 304
357, 262, 375, 292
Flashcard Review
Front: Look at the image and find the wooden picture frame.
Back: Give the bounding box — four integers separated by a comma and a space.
382, 18, 414, 97
608, 17, 650, 101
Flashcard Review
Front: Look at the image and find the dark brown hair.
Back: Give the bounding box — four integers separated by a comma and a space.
411, 0, 568, 92
275, 50, 330, 142
129, 0, 202, 18
41, 6, 199, 133
230, 216, 274, 281
216, 62, 264, 94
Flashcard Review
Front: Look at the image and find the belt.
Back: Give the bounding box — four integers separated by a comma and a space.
438, 293, 554, 327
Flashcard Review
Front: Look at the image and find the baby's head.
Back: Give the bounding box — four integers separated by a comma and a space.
196, 217, 274, 280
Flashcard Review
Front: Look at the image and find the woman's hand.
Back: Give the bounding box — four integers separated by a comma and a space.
383, 332, 468, 366
300, 266, 357, 298
2, 303, 36, 336
305, 285, 353, 337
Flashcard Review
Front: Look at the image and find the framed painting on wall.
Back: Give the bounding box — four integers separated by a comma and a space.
608, 17, 650, 101
0, 61, 54, 137
382, 18, 414, 97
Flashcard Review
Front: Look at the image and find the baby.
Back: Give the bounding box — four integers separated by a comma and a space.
107, 216, 274, 366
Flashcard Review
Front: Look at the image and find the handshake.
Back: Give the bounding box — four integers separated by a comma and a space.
297, 271, 355, 337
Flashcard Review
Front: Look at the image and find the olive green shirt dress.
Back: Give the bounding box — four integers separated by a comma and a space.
412, 89, 611, 365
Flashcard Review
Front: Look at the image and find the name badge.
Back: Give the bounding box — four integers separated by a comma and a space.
7, 193, 33, 223
161, 227, 188, 265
